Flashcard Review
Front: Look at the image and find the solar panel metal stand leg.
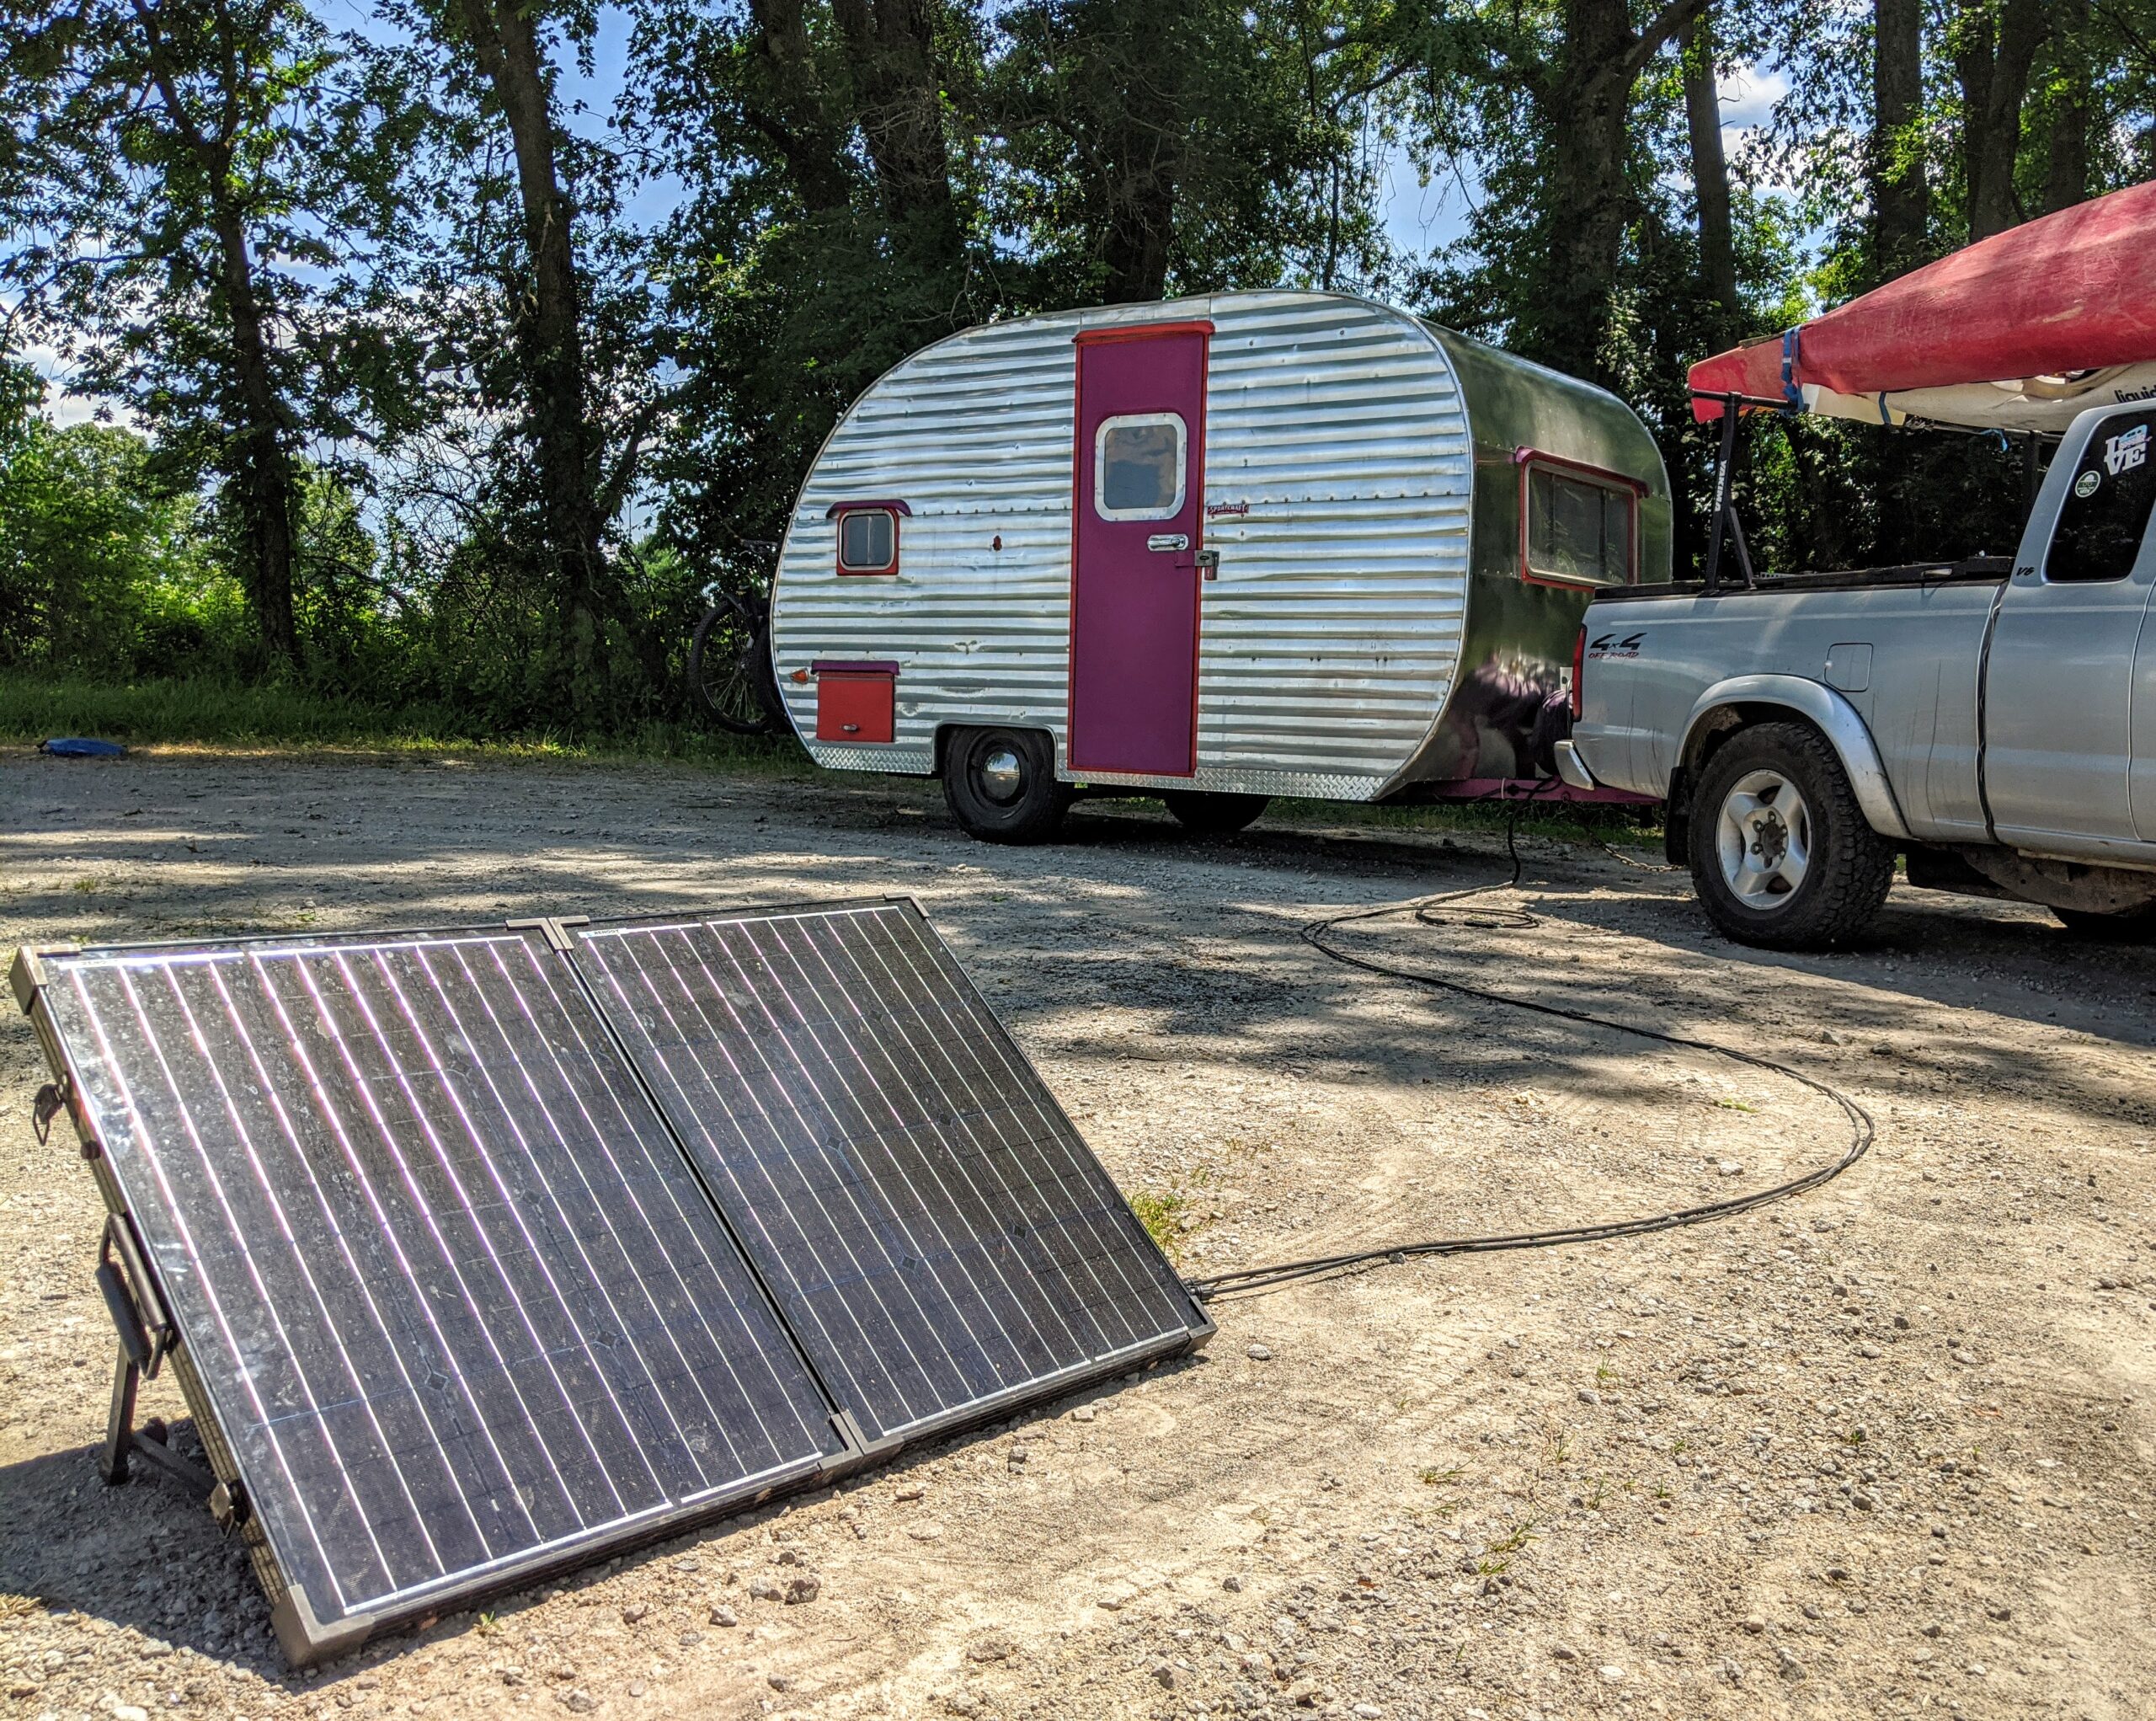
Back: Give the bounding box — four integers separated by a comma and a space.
95, 1215, 216, 1498
11, 905, 1209, 1666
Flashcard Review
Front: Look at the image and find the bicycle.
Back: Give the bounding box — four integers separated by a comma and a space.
687, 572, 787, 736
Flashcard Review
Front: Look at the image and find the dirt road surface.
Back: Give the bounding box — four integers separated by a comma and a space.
3, 750, 2153, 1721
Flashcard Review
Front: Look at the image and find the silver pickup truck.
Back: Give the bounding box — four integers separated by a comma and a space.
1560, 398, 2156, 949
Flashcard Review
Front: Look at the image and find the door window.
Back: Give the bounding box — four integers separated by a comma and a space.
1094, 414, 1187, 520
2046, 408, 2156, 583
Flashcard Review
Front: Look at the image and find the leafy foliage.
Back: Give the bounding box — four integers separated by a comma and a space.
4, 0, 2156, 730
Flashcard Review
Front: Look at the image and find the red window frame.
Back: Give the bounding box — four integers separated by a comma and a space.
1515, 448, 1645, 591
827, 499, 909, 576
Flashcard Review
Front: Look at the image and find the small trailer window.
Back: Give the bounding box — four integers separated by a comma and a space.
2046, 408, 2156, 583
835, 507, 899, 575
1522, 457, 1636, 587
1095, 414, 1187, 519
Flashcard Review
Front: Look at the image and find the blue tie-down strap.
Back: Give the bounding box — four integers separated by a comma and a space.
39, 737, 128, 758
1780, 328, 1804, 413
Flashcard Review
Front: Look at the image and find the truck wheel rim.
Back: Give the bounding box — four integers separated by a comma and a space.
1716, 769, 1812, 908
978, 746, 1025, 804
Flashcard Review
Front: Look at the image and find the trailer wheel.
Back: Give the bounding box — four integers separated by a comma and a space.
2052, 905, 2156, 943
942, 728, 1072, 845
1688, 721, 1893, 950
1162, 791, 1270, 836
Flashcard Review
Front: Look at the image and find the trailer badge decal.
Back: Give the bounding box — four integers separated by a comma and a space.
2103, 422, 2148, 476
1587, 631, 1644, 660
2075, 469, 2103, 498
1205, 500, 1250, 519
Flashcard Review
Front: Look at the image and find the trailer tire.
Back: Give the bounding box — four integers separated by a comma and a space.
2052, 905, 2156, 943
1162, 791, 1270, 835
1688, 721, 1894, 950
942, 727, 1072, 844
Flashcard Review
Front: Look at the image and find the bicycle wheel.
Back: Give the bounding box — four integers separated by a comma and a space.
690, 594, 786, 735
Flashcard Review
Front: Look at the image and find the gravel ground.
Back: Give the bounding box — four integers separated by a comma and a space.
2, 748, 2153, 1721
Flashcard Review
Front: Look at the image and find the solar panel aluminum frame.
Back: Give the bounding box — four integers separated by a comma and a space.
10, 929, 867, 1666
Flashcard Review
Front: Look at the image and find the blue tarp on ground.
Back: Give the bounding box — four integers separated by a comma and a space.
39, 738, 128, 758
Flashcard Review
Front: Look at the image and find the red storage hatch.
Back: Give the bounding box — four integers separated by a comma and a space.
814, 660, 898, 743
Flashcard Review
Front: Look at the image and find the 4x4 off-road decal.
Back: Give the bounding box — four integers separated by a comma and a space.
1587, 630, 1644, 660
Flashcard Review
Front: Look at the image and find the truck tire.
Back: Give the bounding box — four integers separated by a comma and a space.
1162, 791, 1270, 835
1687, 721, 1895, 950
2052, 905, 2156, 943
942, 727, 1072, 844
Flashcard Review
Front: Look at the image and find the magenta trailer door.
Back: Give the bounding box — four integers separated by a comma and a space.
1067, 323, 1210, 776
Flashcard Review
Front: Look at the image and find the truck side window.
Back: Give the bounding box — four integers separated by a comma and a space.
1524, 460, 1635, 586
2045, 409, 2156, 583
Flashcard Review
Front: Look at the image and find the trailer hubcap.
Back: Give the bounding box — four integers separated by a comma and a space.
978, 746, 1025, 804
1716, 769, 1812, 908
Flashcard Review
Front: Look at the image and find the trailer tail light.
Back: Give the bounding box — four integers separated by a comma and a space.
1570, 623, 1587, 721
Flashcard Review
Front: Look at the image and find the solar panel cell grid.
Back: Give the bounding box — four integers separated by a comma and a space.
571, 901, 1203, 1446
40, 931, 841, 1638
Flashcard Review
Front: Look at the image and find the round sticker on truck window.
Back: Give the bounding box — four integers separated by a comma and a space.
2076, 469, 2104, 498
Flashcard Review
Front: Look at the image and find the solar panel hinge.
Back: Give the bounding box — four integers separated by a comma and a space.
504, 916, 592, 953
823, 1408, 902, 1477
209, 1478, 251, 1533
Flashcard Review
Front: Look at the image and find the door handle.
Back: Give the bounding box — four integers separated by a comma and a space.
1146, 533, 1189, 553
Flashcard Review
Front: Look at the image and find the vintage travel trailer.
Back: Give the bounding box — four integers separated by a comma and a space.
767, 290, 1673, 841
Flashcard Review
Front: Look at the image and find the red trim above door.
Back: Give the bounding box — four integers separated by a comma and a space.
1073, 318, 1217, 348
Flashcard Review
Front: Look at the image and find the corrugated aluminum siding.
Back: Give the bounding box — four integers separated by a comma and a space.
771, 291, 1470, 799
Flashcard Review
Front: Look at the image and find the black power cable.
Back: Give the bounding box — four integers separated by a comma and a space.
1184, 796, 1876, 1302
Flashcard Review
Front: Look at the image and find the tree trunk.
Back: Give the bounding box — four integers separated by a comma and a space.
1529, 0, 1646, 382
2041, 0, 2092, 214
1681, 16, 1737, 322
210, 202, 302, 668
456, 0, 610, 683
1956, 0, 2050, 241
830, 0, 961, 267
1087, 0, 1186, 302
131, 0, 301, 667
744, 0, 856, 213
1871, 0, 1928, 277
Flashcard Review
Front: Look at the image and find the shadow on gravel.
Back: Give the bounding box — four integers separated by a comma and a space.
6, 756, 2152, 1130
0, 1358, 1202, 1681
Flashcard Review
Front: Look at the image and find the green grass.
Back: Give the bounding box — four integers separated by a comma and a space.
1126, 1189, 1188, 1260
0, 673, 814, 774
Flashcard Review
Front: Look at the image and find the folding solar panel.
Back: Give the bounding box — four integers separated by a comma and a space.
19, 927, 846, 1662
13, 899, 1209, 1667
568, 901, 1209, 1446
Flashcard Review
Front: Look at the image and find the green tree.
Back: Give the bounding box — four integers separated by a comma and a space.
0, 366, 241, 676
0, 0, 413, 669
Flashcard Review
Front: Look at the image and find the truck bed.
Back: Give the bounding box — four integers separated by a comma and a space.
1574, 560, 2008, 841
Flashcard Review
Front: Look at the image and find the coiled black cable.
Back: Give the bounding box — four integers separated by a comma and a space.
1185, 797, 1875, 1302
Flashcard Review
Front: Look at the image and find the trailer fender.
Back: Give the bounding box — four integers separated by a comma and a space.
1678, 675, 1911, 842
